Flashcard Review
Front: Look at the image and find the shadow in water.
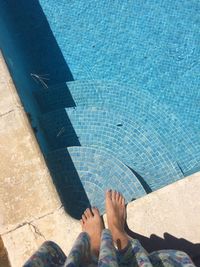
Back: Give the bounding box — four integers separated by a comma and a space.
125, 222, 200, 266
0, 0, 73, 87
35, 83, 77, 113
47, 148, 90, 219
0, 0, 90, 218
39, 108, 81, 150
128, 167, 152, 193
40, 108, 90, 219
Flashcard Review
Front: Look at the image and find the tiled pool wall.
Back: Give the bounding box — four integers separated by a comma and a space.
0, 0, 199, 218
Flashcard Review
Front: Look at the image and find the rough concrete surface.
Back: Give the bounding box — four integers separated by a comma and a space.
0, 55, 20, 116
1, 208, 80, 266
127, 172, 200, 244
0, 109, 61, 233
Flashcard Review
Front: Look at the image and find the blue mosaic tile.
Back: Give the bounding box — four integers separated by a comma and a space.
40, 107, 183, 191
38, 0, 200, 131
36, 80, 200, 175
47, 146, 146, 217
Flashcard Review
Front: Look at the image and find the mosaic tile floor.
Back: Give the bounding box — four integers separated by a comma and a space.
40, 107, 182, 192
36, 81, 200, 175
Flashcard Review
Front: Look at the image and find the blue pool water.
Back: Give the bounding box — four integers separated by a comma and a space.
39, 0, 200, 129
0, 0, 199, 218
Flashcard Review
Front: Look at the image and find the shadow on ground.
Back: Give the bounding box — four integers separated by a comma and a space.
125, 222, 200, 266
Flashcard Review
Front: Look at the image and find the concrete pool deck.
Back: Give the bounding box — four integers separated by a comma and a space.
0, 51, 199, 266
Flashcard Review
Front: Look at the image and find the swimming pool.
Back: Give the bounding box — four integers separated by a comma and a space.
0, 0, 199, 218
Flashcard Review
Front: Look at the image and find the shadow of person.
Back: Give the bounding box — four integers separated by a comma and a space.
125, 221, 200, 266
0, 0, 93, 220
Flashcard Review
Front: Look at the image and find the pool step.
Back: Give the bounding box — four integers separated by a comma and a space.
46, 146, 146, 218
35, 80, 200, 175
40, 106, 183, 192
34, 80, 152, 113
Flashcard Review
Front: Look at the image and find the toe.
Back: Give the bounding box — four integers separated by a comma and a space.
80, 219, 84, 226
92, 207, 100, 216
82, 214, 87, 223
114, 190, 118, 201
119, 193, 123, 204
106, 190, 112, 200
121, 196, 125, 206
111, 190, 116, 201
84, 210, 88, 219
85, 208, 92, 218
116, 191, 120, 202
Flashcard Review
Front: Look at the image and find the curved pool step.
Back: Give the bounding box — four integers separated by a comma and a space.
34, 80, 200, 175
40, 107, 183, 191
46, 146, 146, 218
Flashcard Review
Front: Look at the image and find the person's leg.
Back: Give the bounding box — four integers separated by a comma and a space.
80, 207, 104, 258
149, 250, 196, 267
64, 207, 104, 267
106, 190, 152, 267
23, 241, 66, 267
105, 190, 128, 250
98, 229, 118, 267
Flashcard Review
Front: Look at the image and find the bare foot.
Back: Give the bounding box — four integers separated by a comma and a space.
106, 190, 129, 250
80, 207, 104, 256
